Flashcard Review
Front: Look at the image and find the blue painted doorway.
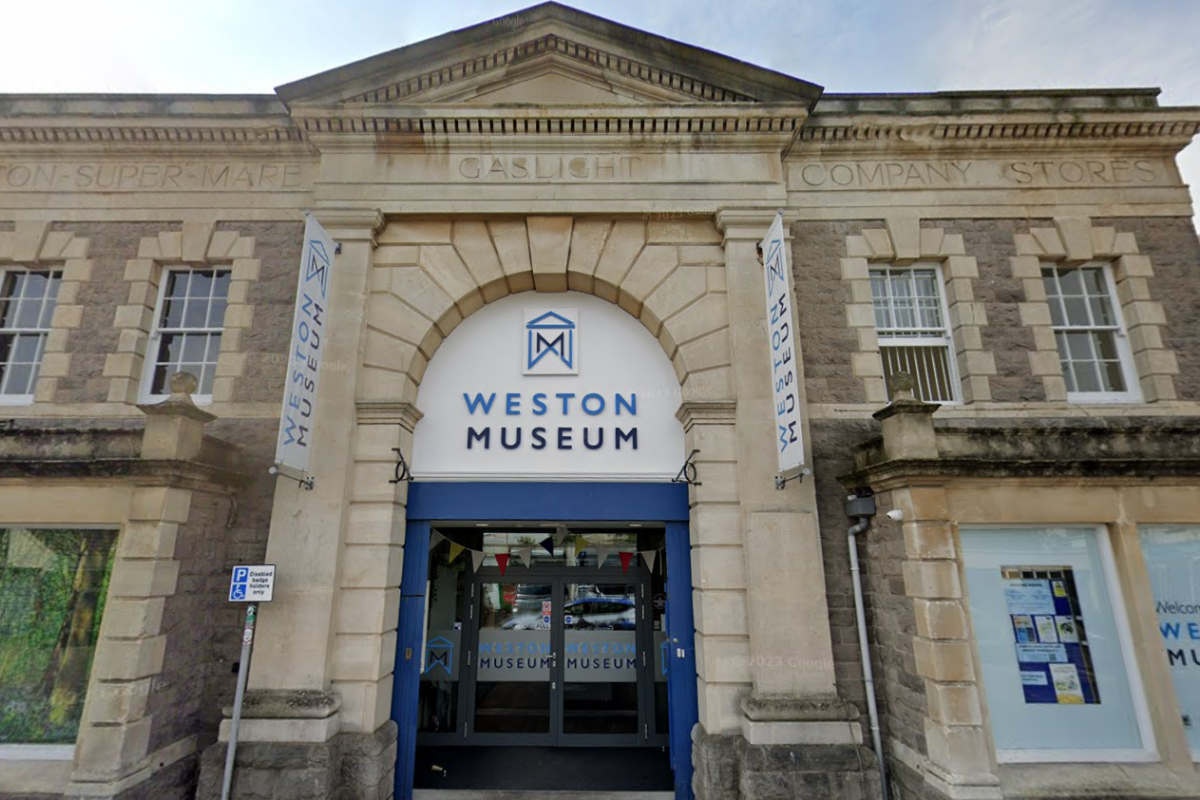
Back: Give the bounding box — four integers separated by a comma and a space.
391, 482, 697, 800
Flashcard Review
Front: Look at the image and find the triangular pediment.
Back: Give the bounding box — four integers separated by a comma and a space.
277, 3, 822, 109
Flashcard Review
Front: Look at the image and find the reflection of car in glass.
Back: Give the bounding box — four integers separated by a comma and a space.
514, 583, 552, 613
502, 597, 635, 630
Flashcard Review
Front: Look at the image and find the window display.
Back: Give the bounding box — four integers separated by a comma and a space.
1139, 525, 1200, 757
961, 527, 1151, 760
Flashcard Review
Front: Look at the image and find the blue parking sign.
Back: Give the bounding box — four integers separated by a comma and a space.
229, 565, 276, 603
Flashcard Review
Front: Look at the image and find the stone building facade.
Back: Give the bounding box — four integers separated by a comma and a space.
1, 4, 1199, 800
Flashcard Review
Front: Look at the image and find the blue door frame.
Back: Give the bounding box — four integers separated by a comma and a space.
391, 481, 697, 800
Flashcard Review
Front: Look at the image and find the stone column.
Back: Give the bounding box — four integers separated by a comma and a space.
68, 374, 221, 798
708, 209, 872, 800
226, 210, 382, 765
880, 397, 1002, 800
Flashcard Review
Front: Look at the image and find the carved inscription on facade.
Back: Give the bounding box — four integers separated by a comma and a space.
457, 154, 641, 181
791, 158, 1168, 190
0, 162, 311, 191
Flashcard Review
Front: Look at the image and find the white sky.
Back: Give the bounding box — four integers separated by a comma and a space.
0, 0, 1196, 219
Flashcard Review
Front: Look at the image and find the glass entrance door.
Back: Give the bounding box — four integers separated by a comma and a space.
464, 571, 651, 745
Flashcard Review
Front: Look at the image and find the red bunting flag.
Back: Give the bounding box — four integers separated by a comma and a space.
619, 551, 634, 573
496, 553, 510, 575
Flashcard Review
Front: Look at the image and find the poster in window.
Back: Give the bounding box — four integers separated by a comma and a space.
1002, 567, 1100, 705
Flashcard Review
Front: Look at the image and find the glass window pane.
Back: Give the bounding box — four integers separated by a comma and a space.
1139, 526, 1200, 756
1101, 360, 1126, 393
213, 271, 232, 299
166, 271, 190, 298
182, 299, 209, 328
1065, 332, 1094, 361
181, 334, 207, 363
1063, 297, 1090, 326
22, 272, 47, 300
207, 300, 227, 328
0, 528, 117, 744
161, 297, 184, 329
158, 333, 183, 365
1074, 361, 1102, 393
151, 365, 172, 395
1081, 268, 1107, 296
960, 527, 1145, 754
14, 297, 41, 329
3, 363, 33, 395
1059, 268, 1085, 296
190, 271, 213, 299
206, 334, 223, 363
1088, 296, 1115, 327
13, 334, 40, 364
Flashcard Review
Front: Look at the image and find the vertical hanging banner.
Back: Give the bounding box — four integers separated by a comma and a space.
760, 212, 803, 474
275, 214, 335, 473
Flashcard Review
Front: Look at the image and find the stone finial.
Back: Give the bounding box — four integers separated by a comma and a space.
873, 372, 940, 460
890, 372, 917, 403
137, 371, 216, 460
169, 371, 199, 401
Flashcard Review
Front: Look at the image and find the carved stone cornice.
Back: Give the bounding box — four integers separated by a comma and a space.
356, 401, 424, 432
342, 34, 760, 106
676, 400, 736, 430
290, 103, 813, 151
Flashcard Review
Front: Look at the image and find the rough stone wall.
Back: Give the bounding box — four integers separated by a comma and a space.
923, 219, 1049, 403
810, 419, 927, 760
47, 222, 180, 405
792, 221, 874, 406
1095, 216, 1200, 400
217, 222, 302, 405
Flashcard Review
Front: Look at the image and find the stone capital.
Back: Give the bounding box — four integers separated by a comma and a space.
715, 208, 797, 241
312, 208, 385, 243
356, 401, 424, 432
676, 400, 737, 430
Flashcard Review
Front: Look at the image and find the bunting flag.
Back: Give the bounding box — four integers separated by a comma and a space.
576, 537, 589, 551
449, 542, 465, 564
618, 551, 634, 573
641, 550, 657, 573
516, 547, 533, 569
540, 537, 555, 557
595, 545, 610, 567
470, 549, 486, 573
430, 530, 446, 548
496, 553, 510, 575
554, 525, 569, 547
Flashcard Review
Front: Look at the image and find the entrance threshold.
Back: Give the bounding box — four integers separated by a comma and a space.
414, 793, 673, 800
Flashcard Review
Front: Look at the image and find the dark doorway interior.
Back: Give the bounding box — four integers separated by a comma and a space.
413, 746, 674, 791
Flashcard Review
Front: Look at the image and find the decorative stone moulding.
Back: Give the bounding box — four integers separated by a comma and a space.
107, 222, 257, 405
842, 218, 995, 405
0, 220, 90, 403
1012, 216, 1178, 403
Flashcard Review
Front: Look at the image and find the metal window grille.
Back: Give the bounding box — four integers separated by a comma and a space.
1041, 265, 1130, 395
0, 269, 62, 398
869, 266, 958, 403
146, 269, 231, 397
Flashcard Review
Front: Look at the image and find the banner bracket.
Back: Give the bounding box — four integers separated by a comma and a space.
672, 449, 702, 486
774, 468, 811, 490
389, 447, 414, 484
269, 464, 314, 491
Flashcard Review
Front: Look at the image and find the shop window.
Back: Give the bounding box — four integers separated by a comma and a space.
1042, 264, 1139, 401
0, 528, 116, 744
960, 526, 1153, 761
0, 268, 61, 402
140, 268, 230, 401
1139, 525, 1200, 759
869, 265, 958, 403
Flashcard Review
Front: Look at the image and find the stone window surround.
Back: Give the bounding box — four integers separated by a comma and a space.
843, 218, 995, 404
886, 480, 1200, 800
107, 221, 257, 406
0, 220, 91, 405
1013, 216, 1178, 403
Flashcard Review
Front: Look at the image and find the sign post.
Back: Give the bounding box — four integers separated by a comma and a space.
220, 566, 275, 800
273, 213, 336, 486
759, 211, 806, 488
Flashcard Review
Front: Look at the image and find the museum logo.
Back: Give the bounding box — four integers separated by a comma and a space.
524, 309, 578, 375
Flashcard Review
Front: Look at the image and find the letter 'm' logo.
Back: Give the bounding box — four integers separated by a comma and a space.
524, 309, 579, 375
424, 636, 455, 676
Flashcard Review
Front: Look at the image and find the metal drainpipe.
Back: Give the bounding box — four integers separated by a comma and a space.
849, 513, 890, 800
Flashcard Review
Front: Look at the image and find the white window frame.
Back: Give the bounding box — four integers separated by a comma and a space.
869, 262, 960, 404
138, 267, 229, 405
962, 524, 1157, 764
0, 266, 61, 406
1042, 262, 1141, 404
